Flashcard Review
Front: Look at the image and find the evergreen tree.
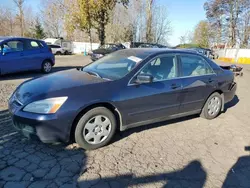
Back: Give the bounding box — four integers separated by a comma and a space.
33, 19, 46, 39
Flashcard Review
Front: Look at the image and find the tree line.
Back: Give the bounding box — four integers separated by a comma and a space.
183, 0, 250, 49
0, 0, 171, 47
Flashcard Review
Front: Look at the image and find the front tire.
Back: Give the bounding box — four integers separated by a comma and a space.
201, 92, 222, 119
41, 61, 52, 73
75, 107, 117, 150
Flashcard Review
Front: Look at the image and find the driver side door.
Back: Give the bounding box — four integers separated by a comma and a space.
0, 40, 26, 74
117, 54, 183, 127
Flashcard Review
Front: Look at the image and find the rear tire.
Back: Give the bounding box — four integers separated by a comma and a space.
75, 107, 117, 150
200, 92, 222, 119
55, 51, 62, 55
41, 61, 52, 73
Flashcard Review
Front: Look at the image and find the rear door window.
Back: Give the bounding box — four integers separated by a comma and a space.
179, 55, 214, 77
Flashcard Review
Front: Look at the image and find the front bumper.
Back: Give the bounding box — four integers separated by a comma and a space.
91, 54, 104, 61
91, 55, 99, 61
8, 101, 72, 143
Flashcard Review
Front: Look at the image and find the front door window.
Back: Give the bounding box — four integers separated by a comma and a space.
139, 55, 177, 81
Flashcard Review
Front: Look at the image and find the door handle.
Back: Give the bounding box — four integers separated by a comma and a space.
171, 84, 181, 89
20, 53, 24, 56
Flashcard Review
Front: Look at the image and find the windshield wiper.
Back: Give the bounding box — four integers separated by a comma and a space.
83, 70, 102, 78
82, 70, 112, 81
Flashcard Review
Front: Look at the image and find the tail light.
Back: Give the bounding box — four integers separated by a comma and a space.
48, 47, 52, 53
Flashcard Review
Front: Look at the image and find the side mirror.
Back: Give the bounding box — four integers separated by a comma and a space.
135, 73, 153, 84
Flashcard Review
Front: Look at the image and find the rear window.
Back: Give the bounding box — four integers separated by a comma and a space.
25, 40, 41, 50
62, 43, 68, 48
39, 42, 45, 47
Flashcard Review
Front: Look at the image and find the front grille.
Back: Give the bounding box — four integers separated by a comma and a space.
13, 121, 36, 134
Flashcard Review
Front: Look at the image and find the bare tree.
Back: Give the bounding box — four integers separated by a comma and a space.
179, 35, 186, 45
204, 0, 250, 47
186, 31, 194, 44
42, 0, 65, 38
238, 0, 250, 47
152, 5, 171, 44
146, 0, 154, 42
241, 13, 250, 47
13, 0, 25, 36
106, 3, 136, 43
129, 0, 147, 42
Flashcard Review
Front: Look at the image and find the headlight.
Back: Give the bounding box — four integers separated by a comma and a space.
23, 97, 68, 114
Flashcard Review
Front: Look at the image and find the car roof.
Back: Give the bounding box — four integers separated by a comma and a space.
120, 48, 201, 56
0, 36, 43, 42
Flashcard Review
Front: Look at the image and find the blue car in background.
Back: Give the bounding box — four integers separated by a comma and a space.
0, 37, 55, 75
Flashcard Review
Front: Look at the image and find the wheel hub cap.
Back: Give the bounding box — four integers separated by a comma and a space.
94, 126, 102, 133
208, 96, 221, 116
44, 63, 51, 72
83, 115, 111, 144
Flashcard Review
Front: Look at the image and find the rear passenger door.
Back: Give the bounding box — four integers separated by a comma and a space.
23, 40, 44, 70
178, 54, 217, 113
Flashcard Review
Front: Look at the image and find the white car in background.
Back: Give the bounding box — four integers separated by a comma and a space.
48, 45, 65, 55
44, 38, 73, 55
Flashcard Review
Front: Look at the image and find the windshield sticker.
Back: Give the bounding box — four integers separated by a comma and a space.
127, 56, 142, 63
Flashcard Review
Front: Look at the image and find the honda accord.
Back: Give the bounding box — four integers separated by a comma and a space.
9, 49, 237, 150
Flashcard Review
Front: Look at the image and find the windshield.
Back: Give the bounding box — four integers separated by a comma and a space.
82, 50, 151, 80
99, 44, 116, 50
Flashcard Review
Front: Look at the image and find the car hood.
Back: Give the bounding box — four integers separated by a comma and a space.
15, 69, 107, 104
92, 48, 113, 55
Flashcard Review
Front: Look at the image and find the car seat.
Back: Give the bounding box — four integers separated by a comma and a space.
191, 60, 206, 76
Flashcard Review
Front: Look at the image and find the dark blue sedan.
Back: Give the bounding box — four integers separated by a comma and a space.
8, 49, 236, 150
0, 37, 55, 75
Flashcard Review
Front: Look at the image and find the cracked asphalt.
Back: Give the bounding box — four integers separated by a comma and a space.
0, 56, 250, 188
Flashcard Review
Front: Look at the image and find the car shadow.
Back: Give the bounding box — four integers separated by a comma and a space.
222, 146, 250, 187
0, 66, 82, 81
0, 109, 86, 187
223, 95, 239, 113
78, 160, 207, 187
